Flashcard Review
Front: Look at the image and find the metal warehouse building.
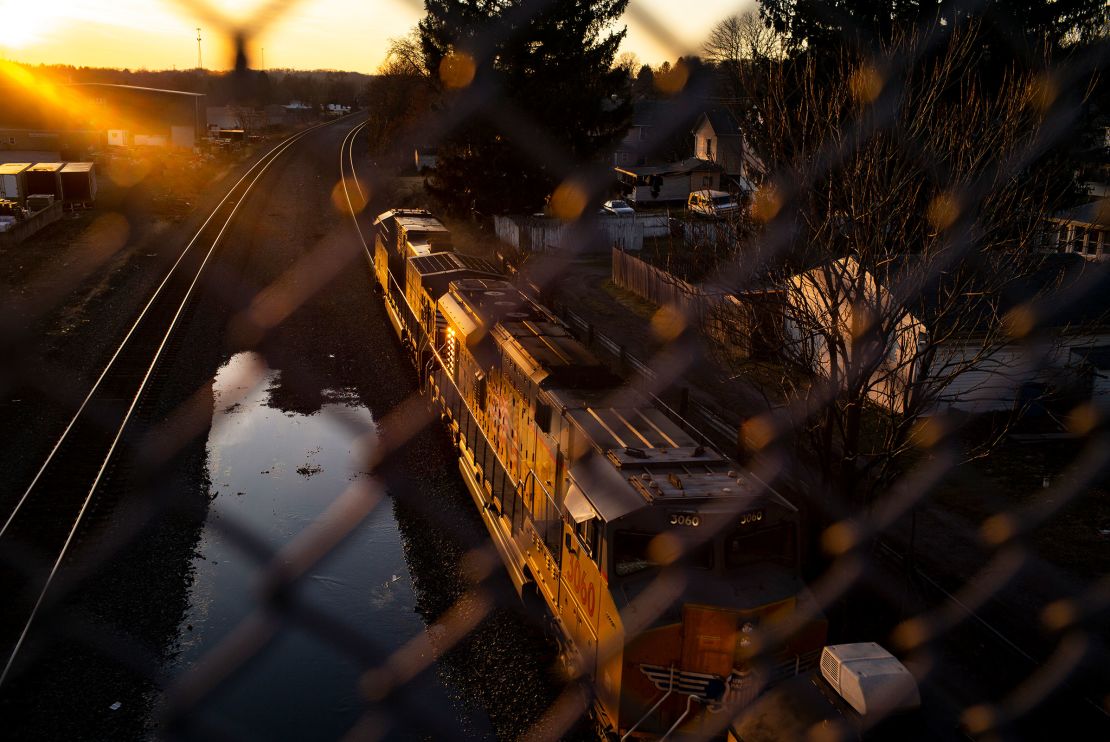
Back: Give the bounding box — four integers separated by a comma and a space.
68, 83, 207, 149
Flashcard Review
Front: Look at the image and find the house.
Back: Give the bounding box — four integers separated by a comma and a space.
614, 157, 723, 206
691, 107, 762, 185
612, 99, 688, 165
1045, 199, 1110, 259
780, 254, 1110, 415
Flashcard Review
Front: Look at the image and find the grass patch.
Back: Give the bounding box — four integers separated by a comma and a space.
600, 280, 658, 319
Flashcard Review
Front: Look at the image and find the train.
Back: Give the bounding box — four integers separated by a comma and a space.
369, 208, 829, 739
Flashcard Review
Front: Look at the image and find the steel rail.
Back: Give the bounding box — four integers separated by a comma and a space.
339, 119, 370, 257
0, 116, 353, 687
0, 119, 336, 541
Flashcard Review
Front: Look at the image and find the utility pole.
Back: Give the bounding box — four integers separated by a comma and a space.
196, 27, 203, 70
261, 47, 265, 70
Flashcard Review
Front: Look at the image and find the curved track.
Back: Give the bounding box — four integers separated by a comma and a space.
0, 119, 345, 685
339, 119, 371, 256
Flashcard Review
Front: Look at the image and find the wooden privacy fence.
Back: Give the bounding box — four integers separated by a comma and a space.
494, 213, 669, 253
611, 247, 784, 358
611, 246, 712, 316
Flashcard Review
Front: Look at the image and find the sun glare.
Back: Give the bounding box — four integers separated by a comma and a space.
0, 6, 56, 48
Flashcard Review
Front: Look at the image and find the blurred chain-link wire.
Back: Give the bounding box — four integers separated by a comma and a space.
1, 1, 1109, 741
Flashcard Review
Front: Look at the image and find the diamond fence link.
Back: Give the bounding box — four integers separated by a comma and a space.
0, 1, 1108, 741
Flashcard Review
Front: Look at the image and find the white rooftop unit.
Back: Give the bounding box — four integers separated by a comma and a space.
819, 643, 920, 717
0, 163, 31, 201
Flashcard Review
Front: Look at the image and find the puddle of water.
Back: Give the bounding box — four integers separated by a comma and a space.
170, 352, 489, 739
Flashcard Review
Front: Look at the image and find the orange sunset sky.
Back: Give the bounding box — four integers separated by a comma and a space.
0, 0, 753, 73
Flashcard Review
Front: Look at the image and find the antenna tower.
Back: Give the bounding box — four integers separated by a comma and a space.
196, 28, 203, 70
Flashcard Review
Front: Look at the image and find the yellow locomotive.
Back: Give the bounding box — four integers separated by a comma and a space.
371, 209, 827, 738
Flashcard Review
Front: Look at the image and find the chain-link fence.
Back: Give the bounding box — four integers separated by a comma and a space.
1, 1, 1109, 740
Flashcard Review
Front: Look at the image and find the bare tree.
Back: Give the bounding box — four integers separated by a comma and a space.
704, 11, 782, 66
704, 26, 1085, 520
380, 30, 428, 78
363, 30, 434, 156
703, 11, 783, 101
614, 51, 639, 77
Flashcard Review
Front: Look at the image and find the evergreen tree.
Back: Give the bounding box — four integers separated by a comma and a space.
758, 0, 1108, 68
419, 0, 631, 215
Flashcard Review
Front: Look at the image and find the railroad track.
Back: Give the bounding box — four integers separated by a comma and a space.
0, 118, 352, 686
339, 119, 371, 257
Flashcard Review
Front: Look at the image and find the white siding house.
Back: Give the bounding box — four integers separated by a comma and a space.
1045, 200, 1110, 260
782, 255, 1110, 416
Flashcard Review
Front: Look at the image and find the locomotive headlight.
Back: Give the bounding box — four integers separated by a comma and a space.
739, 636, 751, 648
741, 622, 755, 634
445, 327, 458, 376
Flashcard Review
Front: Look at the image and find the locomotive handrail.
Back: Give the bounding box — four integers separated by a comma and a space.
382, 265, 567, 539
620, 666, 675, 741
659, 694, 701, 742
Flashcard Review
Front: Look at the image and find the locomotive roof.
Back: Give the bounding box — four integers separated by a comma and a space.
556, 402, 795, 520
409, 252, 499, 278
496, 320, 615, 388
373, 208, 450, 234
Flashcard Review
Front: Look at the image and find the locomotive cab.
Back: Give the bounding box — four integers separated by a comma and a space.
549, 405, 827, 738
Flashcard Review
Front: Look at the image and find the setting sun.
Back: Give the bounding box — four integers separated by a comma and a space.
0, 6, 58, 48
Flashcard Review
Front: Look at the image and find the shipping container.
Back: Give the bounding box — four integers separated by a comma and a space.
60, 162, 97, 204
0, 163, 31, 202
25, 163, 65, 201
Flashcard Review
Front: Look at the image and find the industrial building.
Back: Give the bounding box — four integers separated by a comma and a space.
67, 83, 207, 149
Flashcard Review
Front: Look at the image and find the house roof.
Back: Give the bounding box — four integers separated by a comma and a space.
68, 83, 205, 97
694, 107, 742, 138
1070, 345, 1110, 369
1050, 199, 1110, 228
630, 100, 678, 128
874, 252, 1110, 333
615, 157, 723, 178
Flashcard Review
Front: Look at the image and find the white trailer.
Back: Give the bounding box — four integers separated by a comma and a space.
0, 163, 31, 202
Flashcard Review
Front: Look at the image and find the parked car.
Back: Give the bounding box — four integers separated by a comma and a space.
602, 199, 635, 215
687, 189, 740, 218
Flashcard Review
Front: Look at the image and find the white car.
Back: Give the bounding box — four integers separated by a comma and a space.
687, 189, 740, 218
602, 199, 636, 216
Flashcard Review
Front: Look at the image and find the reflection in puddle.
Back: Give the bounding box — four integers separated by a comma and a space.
170, 352, 488, 739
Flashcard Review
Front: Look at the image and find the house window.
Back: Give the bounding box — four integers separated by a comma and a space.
639, 127, 647, 141
706, 137, 713, 160
1071, 227, 1084, 253
1085, 229, 1097, 255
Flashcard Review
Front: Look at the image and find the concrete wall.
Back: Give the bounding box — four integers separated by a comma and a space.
0, 200, 63, 246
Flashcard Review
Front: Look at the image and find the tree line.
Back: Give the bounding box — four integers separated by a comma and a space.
0, 63, 369, 129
